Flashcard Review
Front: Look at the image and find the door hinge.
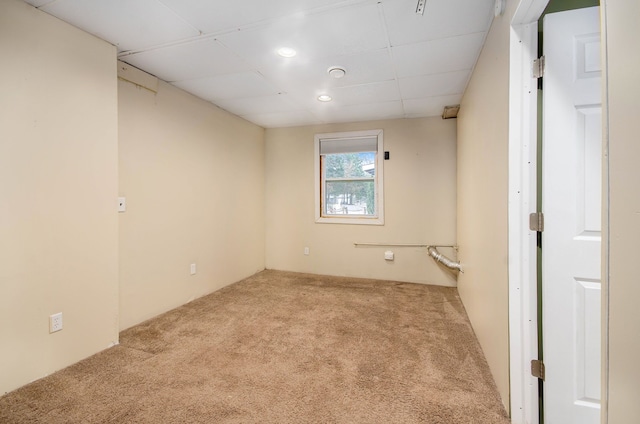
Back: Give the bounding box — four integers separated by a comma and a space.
529, 212, 544, 232
531, 359, 545, 380
533, 56, 545, 79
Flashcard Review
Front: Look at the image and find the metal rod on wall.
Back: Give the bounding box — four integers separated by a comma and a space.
353, 242, 457, 249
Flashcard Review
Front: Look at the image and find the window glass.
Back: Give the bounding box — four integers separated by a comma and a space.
323, 153, 375, 216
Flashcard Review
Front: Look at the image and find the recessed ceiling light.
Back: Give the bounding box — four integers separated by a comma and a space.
328, 67, 346, 79
277, 47, 297, 58
317, 94, 332, 102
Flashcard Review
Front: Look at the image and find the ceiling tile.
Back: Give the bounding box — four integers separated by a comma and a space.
40, 0, 200, 52
22, 0, 55, 7
398, 70, 470, 99
215, 94, 302, 116
382, 0, 494, 47
256, 49, 395, 97
217, 2, 388, 67
282, 79, 401, 111
331, 80, 401, 107
241, 111, 322, 128
393, 32, 486, 78
312, 101, 404, 123
121, 38, 253, 82
160, 0, 353, 34
402, 94, 463, 117
173, 72, 280, 102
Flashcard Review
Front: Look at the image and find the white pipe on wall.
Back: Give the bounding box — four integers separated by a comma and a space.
427, 246, 463, 273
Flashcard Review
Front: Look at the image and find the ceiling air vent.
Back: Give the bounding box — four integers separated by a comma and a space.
442, 105, 460, 119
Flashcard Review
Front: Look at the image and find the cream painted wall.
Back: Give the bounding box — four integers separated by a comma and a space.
265, 118, 457, 286
0, 0, 118, 395
118, 75, 265, 330
456, 3, 518, 410
602, 0, 640, 421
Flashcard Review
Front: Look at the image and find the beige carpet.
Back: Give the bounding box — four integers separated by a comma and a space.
0, 270, 510, 423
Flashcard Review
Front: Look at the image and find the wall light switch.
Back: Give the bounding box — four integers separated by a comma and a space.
384, 251, 394, 261
190, 263, 196, 275
304, 247, 310, 256
118, 197, 126, 212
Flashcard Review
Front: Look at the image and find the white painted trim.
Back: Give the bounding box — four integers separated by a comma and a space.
508, 0, 549, 422
599, 2, 610, 422
513, 0, 549, 24
314, 129, 384, 226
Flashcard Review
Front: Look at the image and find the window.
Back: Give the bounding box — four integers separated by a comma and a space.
314, 129, 384, 225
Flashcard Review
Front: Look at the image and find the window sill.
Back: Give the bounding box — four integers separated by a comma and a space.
315, 216, 384, 226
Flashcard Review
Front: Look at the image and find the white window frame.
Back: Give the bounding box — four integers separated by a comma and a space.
314, 129, 384, 225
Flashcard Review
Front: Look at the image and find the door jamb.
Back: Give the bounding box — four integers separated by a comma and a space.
508, 1, 549, 423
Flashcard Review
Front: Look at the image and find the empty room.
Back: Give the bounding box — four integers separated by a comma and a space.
0, 0, 638, 423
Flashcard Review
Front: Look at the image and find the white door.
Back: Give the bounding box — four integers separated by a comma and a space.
542, 6, 601, 424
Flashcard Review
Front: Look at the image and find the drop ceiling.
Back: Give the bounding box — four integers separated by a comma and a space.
23, 0, 495, 128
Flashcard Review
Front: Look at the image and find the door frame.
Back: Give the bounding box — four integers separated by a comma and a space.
508, 2, 544, 421
507, 1, 609, 423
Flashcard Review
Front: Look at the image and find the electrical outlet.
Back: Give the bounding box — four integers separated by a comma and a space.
190, 263, 196, 275
50, 312, 63, 333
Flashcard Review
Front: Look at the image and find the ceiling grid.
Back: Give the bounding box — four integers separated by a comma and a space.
24, 0, 495, 127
